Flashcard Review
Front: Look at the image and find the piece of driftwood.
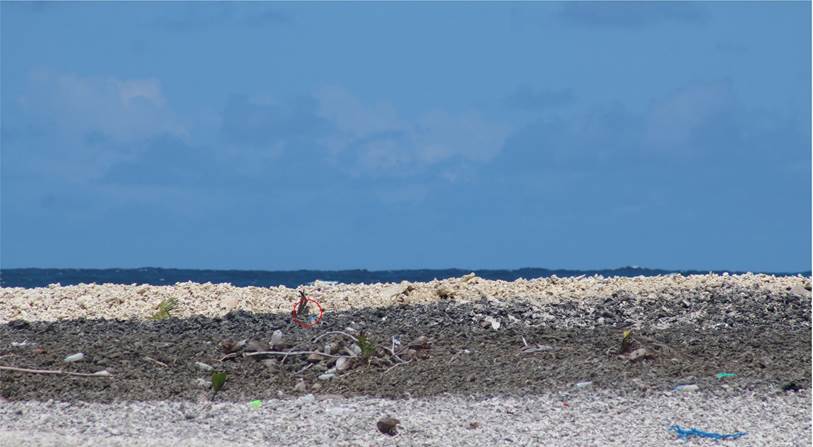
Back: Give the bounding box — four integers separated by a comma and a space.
0, 365, 111, 377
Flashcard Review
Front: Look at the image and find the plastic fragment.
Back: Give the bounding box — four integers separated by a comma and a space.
249, 400, 262, 409
195, 362, 213, 371
782, 382, 802, 392
64, 353, 85, 363
673, 384, 699, 392
669, 424, 747, 441
716, 372, 737, 380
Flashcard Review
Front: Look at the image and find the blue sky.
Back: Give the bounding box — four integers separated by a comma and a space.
1, 2, 810, 271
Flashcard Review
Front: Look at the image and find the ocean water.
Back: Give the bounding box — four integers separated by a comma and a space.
0, 267, 807, 288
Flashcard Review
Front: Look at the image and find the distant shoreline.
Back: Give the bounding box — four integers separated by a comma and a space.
1, 266, 809, 288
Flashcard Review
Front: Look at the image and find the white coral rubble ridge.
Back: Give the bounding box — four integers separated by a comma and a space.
0, 273, 809, 323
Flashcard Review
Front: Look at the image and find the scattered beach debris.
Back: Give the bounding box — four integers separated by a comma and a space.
64, 353, 85, 363
151, 297, 178, 320
669, 424, 747, 441
619, 347, 654, 362
143, 356, 168, 368
715, 372, 737, 380
575, 381, 593, 389
249, 400, 262, 409
408, 336, 431, 350
221, 338, 245, 354
307, 353, 325, 363
377, 416, 400, 436
335, 356, 351, 371
673, 384, 699, 392
271, 330, 286, 348
782, 382, 802, 392
195, 361, 213, 372
468, 421, 481, 430
435, 285, 454, 299
245, 339, 269, 353
461, 272, 479, 283
520, 337, 556, 354
295, 290, 309, 318
348, 343, 362, 357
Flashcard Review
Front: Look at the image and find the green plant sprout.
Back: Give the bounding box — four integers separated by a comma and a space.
212, 371, 227, 394
357, 334, 376, 362
151, 297, 178, 320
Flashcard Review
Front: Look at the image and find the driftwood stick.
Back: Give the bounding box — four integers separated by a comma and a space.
383, 360, 411, 375
381, 345, 408, 365
219, 352, 240, 362
295, 363, 313, 375
143, 356, 168, 368
0, 365, 111, 377
244, 351, 344, 359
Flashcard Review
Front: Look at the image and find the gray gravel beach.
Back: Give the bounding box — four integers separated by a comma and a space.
1, 391, 810, 447
1, 274, 810, 446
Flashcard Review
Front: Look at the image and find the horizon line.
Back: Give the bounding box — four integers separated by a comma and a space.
1, 266, 810, 275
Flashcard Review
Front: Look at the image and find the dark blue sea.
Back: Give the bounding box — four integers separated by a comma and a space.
0, 267, 808, 288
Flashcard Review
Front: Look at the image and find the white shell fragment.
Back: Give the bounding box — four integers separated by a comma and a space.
271, 330, 285, 347
64, 353, 85, 363
195, 362, 213, 371
335, 357, 351, 371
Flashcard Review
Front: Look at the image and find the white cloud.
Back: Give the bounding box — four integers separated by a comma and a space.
643, 81, 736, 153
313, 87, 511, 176
20, 71, 187, 143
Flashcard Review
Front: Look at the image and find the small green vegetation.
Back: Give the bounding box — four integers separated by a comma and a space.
357, 334, 376, 361
151, 297, 178, 320
620, 329, 633, 354
212, 371, 228, 394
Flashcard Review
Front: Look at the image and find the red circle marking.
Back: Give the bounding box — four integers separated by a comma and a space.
291, 297, 323, 329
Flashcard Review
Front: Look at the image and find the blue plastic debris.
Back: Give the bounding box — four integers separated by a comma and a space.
670, 424, 747, 441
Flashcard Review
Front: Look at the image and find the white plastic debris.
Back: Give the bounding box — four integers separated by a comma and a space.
674, 384, 699, 392
64, 353, 85, 363
575, 381, 593, 388
195, 362, 214, 371
318, 373, 336, 381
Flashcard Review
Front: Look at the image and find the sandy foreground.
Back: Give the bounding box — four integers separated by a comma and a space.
1, 274, 811, 446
